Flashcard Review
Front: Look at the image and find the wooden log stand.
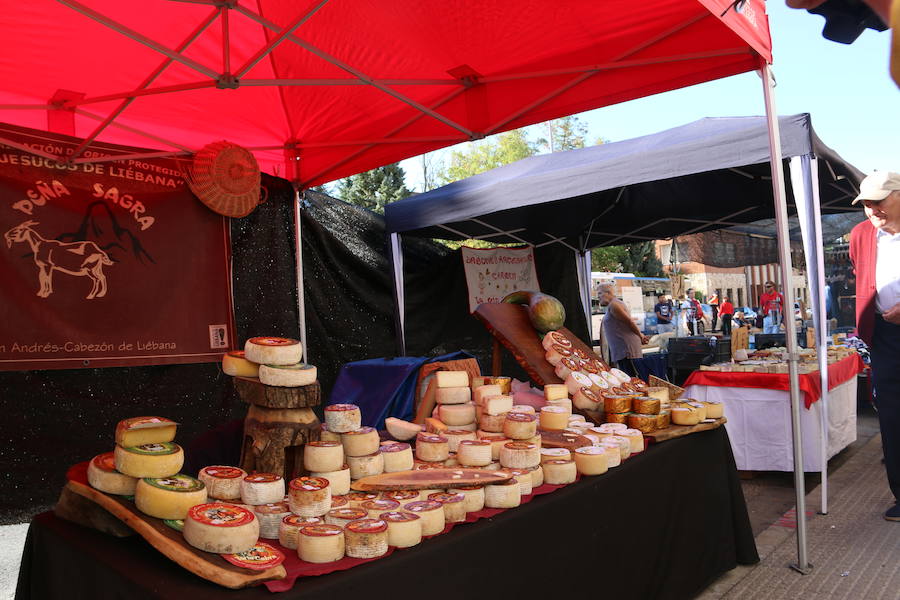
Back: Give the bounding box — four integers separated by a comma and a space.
233, 377, 321, 481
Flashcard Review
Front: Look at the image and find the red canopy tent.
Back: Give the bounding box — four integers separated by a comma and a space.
1, 0, 769, 187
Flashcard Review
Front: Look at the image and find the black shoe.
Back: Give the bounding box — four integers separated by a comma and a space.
886, 504, 900, 522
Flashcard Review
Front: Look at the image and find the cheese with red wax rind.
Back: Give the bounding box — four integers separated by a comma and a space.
87, 452, 137, 495
222, 351, 260, 377
198, 465, 247, 501
183, 502, 259, 554
297, 524, 345, 563
324, 404, 362, 433
258, 363, 317, 387
244, 336, 302, 365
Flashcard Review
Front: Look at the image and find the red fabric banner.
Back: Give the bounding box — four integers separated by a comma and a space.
0, 123, 234, 370
683, 353, 866, 409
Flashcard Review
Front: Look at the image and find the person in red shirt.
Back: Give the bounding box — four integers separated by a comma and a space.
759, 281, 785, 334
718, 297, 735, 336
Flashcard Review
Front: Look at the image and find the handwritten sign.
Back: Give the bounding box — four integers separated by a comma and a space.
461, 246, 539, 313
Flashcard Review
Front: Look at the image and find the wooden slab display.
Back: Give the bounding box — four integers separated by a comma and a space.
648, 375, 685, 401
644, 417, 727, 444
473, 303, 602, 387
55, 484, 134, 538
233, 377, 320, 408
240, 404, 320, 480
65, 466, 285, 589
538, 430, 593, 451
351, 468, 512, 491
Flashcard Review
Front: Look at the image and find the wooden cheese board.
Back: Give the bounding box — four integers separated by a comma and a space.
538, 430, 593, 451
350, 468, 512, 491
644, 417, 727, 444
63, 463, 286, 589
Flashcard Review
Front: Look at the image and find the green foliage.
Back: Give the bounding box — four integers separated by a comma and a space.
439, 129, 537, 184
336, 163, 411, 213
536, 116, 589, 152
591, 246, 626, 271
619, 241, 664, 277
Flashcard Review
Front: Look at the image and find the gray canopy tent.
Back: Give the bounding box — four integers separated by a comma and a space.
385, 111, 865, 568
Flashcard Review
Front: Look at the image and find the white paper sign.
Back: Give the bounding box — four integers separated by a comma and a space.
461, 246, 539, 313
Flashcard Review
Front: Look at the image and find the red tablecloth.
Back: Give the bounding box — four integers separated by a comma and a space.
682, 353, 865, 409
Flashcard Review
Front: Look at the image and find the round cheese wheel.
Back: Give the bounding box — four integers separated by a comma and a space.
319, 423, 342, 443
597, 422, 628, 434
617, 429, 645, 454
344, 518, 389, 558
304, 441, 344, 472
443, 429, 477, 452
541, 331, 572, 351
487, 437, 510, 461
222, 350, 260, 377
503, 469, 533, 496
554, 357, 581, 381
361, 498, 400, 518
499, 441, 540, 469
478, 412, 506, 433
381, 489, 419, 504
135, 474, 207, 520
573, 446, 608, 476
241, 473, 285, 506
448, 485, 485, 513
573, 387, 602, 411
604, 411, 630, 425
438, 403, 476, 426
258, 363, 317, 387
543, 459, 577, 485
415, 433, 449, 462
309, 466, 350, 496
346, 452, 385, 479
87, 452, 137, 496
484, 479, 521, 508
183, 503, 259, 554
298, 524, 345, 563
402, 500, 445, 536
671, 406, 701, 426
528, 465, 544, 487
253, 501, 291, 539
545, 344, 573, 366
703, 400, 724, 419
503, 412, 537, 440
540, 447, 571, 463
605, 436, 632, 460
346, 491, 379, 508
244, 336, 302, 365
539, 406, 569, 431
435, 386, 471, 405
325, 507, 367, 528
598, 443, 621, 468
199, 466, 247, 501
114, 442, 184, 479
380, 443, 414, 473
688, 402, 708, 421
341, 426, 379, 457
457, 439, 492, 467
632, 396, 661, 415
279, 514, 323, 549
565, 371, 593, 396
288, 477, 332, 517
547, 397, 573, 414
627, 413, 658, 434
115, 416, 178, 447
379, 511, 422, 548
427, 492, 466, 523
331, 495, 349, 509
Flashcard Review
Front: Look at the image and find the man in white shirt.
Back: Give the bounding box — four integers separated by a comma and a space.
849, 171, 900, 521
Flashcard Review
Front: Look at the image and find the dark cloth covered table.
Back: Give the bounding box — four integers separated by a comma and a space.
16, 427, 757, 600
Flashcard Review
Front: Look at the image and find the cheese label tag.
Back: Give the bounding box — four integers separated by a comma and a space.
266, 362, 314, 371
126, 442, 180, 456
189, 503, 255, 527
120, 416, 178, 430
223, 542, 285, 570
244, 473, 281, 483
202, 466, 244, 479
248, 337, 298, 347
143, 474, 205, 493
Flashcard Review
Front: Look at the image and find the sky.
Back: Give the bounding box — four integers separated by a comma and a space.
399, 2, 899, 192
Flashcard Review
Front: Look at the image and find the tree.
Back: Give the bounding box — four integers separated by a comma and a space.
591, 246, 627, 272
538, 116, 589, 152
337, 163, 412, 213
439, 129, 537, 184
619, 241, 664, 277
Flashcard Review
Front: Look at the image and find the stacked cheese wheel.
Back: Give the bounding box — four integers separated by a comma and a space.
221, 336, 319, 388
434, 371, 476, 432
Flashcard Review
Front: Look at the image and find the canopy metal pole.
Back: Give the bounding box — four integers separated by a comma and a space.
294, 188, 309, 359
761, 62, 811, 574
578, 249, 593, 343
389, 232, 407, 356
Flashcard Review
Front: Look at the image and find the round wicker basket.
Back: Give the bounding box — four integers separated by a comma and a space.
187, 141, 262, 217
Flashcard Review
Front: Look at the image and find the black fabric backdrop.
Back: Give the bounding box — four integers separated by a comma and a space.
0, 183, 588, 522
16, 427, 758, 600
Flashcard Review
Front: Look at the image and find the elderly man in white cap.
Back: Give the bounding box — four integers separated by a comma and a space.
850, 171, 900, 521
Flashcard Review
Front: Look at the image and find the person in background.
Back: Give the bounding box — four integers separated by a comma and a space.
654, 294, 675, 334
849, 170, 900, 522
760, 281, 785, 334
598, 284, 648, 377
684, 288, 703, 336
708, 290, 720, 331
719, 296, 735, 336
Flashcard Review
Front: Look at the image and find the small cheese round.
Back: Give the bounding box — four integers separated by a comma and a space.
346, 491, 379, 508
503, 469, 533, 496
542, 331, 572, 351
309, 466, 350, 496
324, 404, 362, 433
605, 435, 632, 460
288, 476, 332, 517
503, 412, 537, 440
545, 343, 574, 366
341, 426, 380, 457
632, 396, 662, 415
297, 524, 345, 563
439, 403, 477, 426
448, 484, 485, 513
325, 507, 367, 528
573, 446, 608, 476
241, 473, 285, 506
478, 412, 506, 433
415, 433, 449, 462
627, 413, 658, 434
331, 495, 349, 509
555, 357, 582, 381
435, 386, 471, 405
344, 518, 389, 558
540, 447, 571, 463
87, 452, 137, 496
598, 443, 622, 467
380, 443, 414, 473
456, 439, 493, 467
253, 501, 291, 539
304, 441, 345, 472
618, 429, 645, 454
244, 336, 302, 365
347, 452, 385, 479
319, 423, 342, 443
688, 402, 708, 421
539, 406, 569, 431
565, 371, 593, 395
702, 400, 724, 419
499, 441, 540, 469
379, 511, 422, 548
402, 500, 445, 536
183, 503, 259, 554
279, 514, 323, 549
573, 387, 602, 411
484, 479, 521, 508
604, 411, 630, 425
361, 499, 400, 518
198, 466, 246, 501
258, 363, 317, 387
427, 492, 466, 523
442, 429, 477, 452
114, 442, 184, 479
528, 465, 544, 487
222, 350, 260, 377
135, 474, 207, 520
671, 406, 701, 426
543, 459, 577, 485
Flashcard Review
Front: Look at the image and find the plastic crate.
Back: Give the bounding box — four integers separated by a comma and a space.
667, 336, 730, 370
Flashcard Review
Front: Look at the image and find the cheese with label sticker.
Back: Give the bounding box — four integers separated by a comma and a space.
325, 404, 362, 433
279, 514, 323, 550
344, 518, 389, 558
341, 426, 380, 457
500, 441, 540, 469
484, 479, 521, 508
573, 446, 608, 476
539, 406, 569, 431
87, 452, 137, 495
456, 439, 492, 467
543, 459, 577, 485
448, 485, 485, 512
304, 441, 344, 472
309, 466, 351, 496
503, 412, 537, 440
183, 503, 259, 554
114, 442, 183, 479
380, 443, 414, 473
379, 511, 422, 548
402, 500, 445, 536
135, 474, 207, 520
298, 524, 345, 563
347, 452, 385, 479
244, 336, 303, 365
415, 433, 449, 462
198, 466, 246, 501
241, 473, 285, 506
